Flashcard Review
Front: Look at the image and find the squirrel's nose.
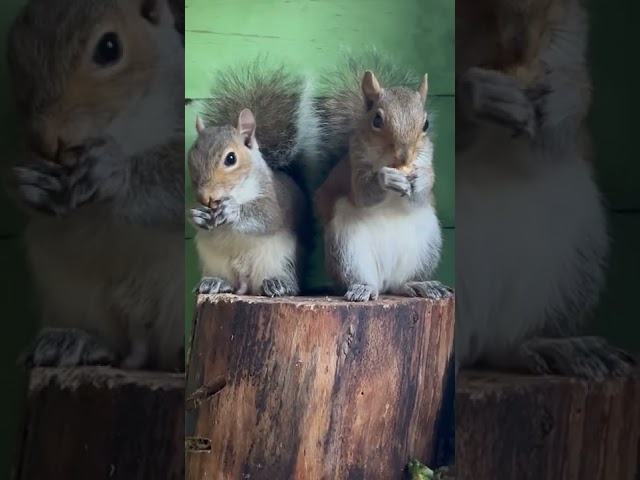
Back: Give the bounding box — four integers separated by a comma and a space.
393, 149, 409, 168
28, 121, 63, 160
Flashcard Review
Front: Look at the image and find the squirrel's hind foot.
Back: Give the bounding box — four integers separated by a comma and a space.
396, 281, 453, 300
344, 284, 379, 302
261, 277, 298, 297
501, 336, 636, 380
193, 277, 235, 295
18, 327, 116, 368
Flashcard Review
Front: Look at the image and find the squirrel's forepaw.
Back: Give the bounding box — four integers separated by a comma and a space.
18, 327, 116, 368
193, 276, 235, 295
11, 162, 73, 216
378, 167, 411, 197
408, 170, 433, 196
344, 284, 379, 302
211, 196, 239, 227
76, 137, 125, 201
398, 281, 453, 300
459, 67, 537, 138
514, 336, 636, 380
189, 206, 215, 230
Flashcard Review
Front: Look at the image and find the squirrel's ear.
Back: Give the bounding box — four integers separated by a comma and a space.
238, 108, 257, 148
140, 0, 160, 24
361, 71, 382, 109
195, 116, 205, 133
417, 74, 429, 103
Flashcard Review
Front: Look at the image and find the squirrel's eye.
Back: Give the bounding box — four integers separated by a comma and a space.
224, 152, 237, 167
92, 32, 122, 67
423, 118, 430, 132
372, 113, 383, 129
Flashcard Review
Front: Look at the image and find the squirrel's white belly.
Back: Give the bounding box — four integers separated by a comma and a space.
456, 149, 608, 367
195, 228, 297, 294
25, 214, 184, 369
330, 197, 442, 291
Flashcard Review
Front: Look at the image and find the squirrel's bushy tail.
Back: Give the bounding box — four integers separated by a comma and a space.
200, 57, 320, 171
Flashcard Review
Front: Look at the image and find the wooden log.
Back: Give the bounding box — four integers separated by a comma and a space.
456, 366, 640, 480
185, 293, 455, 480
13, 367, 185, 480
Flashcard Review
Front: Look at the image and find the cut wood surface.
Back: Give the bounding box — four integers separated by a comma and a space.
13, 367, 185, 480
456, 366, 640, 480
185, 294, 455, 480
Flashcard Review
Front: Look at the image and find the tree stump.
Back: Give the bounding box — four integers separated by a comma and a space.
13, 367, 185, 480
456, 367, 640, 480
185, 294, 455, 480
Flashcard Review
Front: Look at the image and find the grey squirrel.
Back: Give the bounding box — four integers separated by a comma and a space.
187, 62, 316, 296
311, 50, 452, 302
5, 0, 185, 371
455, 0, 636, 378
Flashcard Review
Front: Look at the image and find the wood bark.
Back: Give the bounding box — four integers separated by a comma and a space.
13, 367, 185, 480
456, 366, 640, 480
185, 294, 455, 480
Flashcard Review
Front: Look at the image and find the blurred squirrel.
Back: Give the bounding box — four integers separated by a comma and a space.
5, 0, 185, 371
455, 0, 635, 377
187, 63, 317, 296
312, 51, 452, 302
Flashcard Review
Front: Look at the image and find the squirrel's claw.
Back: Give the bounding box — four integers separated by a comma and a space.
189, 206, 215, 230
193, 276, 235, 295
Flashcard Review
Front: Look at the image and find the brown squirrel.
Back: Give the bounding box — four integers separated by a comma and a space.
187, 63, 315, 296
312, 51, 452, 302
5, 0, 185, 371
455, 0, 635, 378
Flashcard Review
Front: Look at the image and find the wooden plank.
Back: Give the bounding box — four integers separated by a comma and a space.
15, 368, 185, 480
457, 367, 640, 480
185, 0, 454, 98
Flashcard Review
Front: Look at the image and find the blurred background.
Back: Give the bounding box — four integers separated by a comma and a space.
0, 0, 637, 477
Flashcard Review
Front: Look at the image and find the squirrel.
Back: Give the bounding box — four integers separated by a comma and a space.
187, 63, 316, 296
5, 0, 185, 371
311, 50, 452, 302
455, 0, 636, 378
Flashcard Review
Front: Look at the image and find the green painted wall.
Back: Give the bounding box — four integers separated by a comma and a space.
184, 0, 457, 340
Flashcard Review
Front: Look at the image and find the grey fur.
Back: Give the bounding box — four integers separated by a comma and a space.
350, 167, 387, 207
201, 58, 310, 170
6, 1, 108, 117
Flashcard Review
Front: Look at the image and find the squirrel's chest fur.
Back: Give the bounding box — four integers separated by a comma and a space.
327, 196, 442, 291
455, 129, 608, 365
24, 211, 184, 366
195, 227, 297, 294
